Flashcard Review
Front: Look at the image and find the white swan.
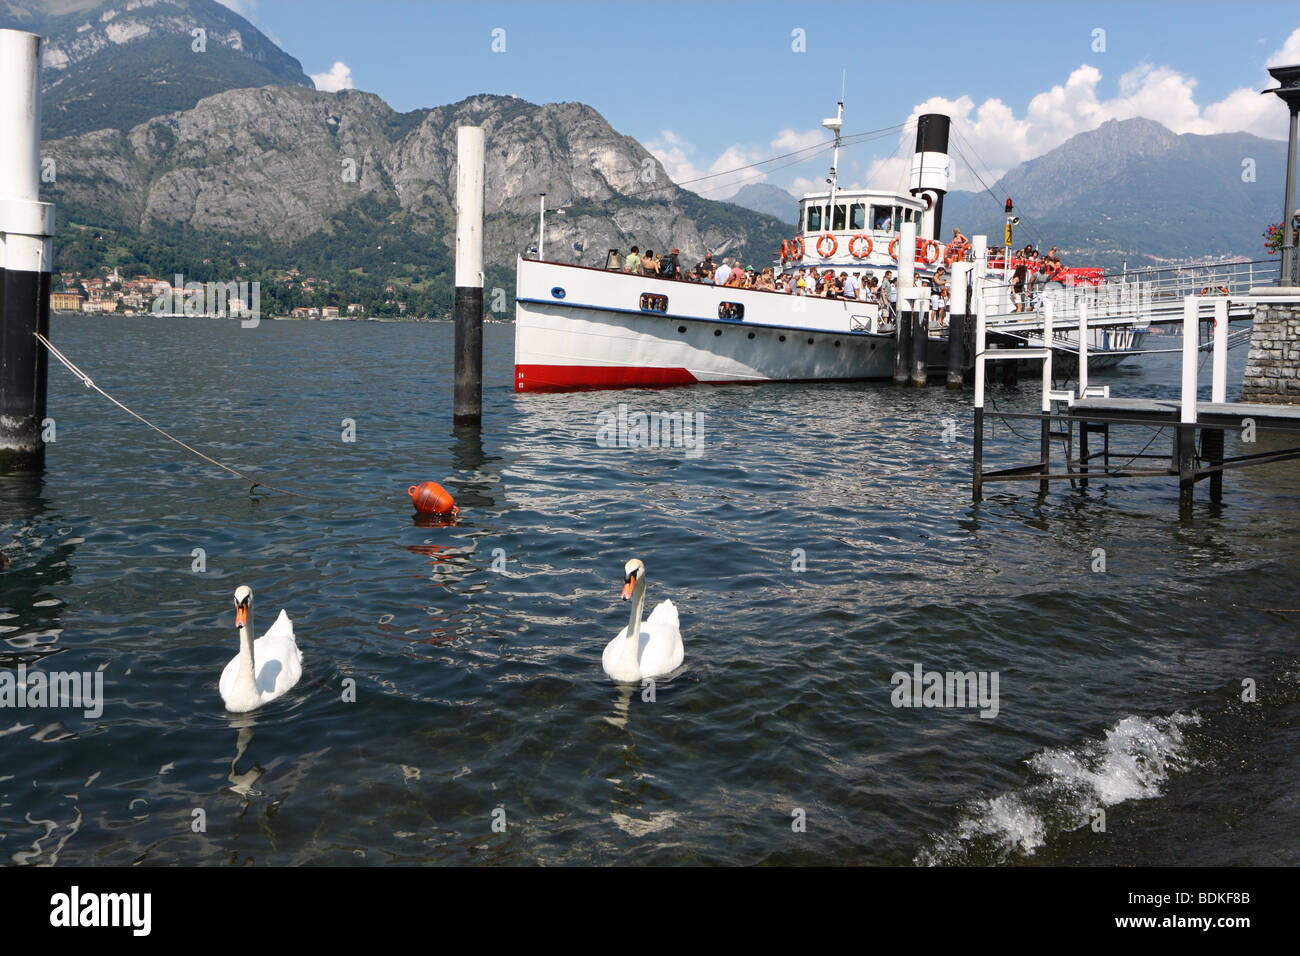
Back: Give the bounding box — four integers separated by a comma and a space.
602, 559, 683, 683
219, 585, 303, 712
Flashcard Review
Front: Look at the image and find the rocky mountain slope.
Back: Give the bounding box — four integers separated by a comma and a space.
941, 118, 1288, 269
41, 87, 789, 312
0, 0, 312, 138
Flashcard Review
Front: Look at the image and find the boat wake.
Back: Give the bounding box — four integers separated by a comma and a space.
915, 713, 1201, 866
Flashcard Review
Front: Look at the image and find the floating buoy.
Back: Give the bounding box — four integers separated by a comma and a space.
408, 482, 458, 516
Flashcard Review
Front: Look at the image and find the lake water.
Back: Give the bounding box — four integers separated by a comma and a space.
1, 314, 1297, 865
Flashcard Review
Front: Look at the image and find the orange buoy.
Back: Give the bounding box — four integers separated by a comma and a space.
408, 481, 458, 516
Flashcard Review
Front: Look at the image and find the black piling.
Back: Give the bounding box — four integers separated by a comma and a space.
909, 311, 928, 387
1078, 422, 1090, 489
946, 310, 966, 389
893, 304, 912, 386
1040, 413, 1051, 496
1202, 427, 1225, 503
453, 287, 483, 428
0, 268, 50, 471
1176, 424, 1197, 507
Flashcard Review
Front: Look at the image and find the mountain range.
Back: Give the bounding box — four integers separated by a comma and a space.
941, 118, 1288, 270
729, 183, 799, 221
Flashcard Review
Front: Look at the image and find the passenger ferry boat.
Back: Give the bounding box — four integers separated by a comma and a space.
513, 104, 1137, 392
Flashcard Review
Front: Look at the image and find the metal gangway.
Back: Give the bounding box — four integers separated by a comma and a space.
980, 258, 1278, 331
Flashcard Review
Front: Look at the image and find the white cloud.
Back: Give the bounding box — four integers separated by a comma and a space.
647, 127, 828, 199
786, 176, 821, 197
869, 25, 1300, 189
1269, 26, 1300, 66
770, 128, 827, 154
311, 61, 354, 93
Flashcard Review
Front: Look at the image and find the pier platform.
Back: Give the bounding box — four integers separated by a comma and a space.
972, 292, 1300, 507
1067, 397, 1300, 433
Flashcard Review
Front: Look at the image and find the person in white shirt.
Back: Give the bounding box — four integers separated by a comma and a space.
841, 272, 859, 300
714, 259, 732, 288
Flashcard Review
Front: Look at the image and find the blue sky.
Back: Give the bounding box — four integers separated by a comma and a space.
225, 1, 1300, 198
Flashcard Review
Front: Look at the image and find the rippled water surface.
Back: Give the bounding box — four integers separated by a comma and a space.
2, 314, 1297, 866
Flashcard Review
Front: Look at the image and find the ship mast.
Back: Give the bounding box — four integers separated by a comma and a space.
822, 84, 844, 230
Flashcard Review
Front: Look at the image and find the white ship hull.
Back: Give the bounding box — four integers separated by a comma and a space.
513, 259, 949, 392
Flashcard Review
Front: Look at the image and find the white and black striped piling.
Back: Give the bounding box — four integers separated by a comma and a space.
909, 113, 951, 241
893, 219, 917, 386
946, 260, 971, 388
971, 236, 988, 501
0, 29, 55, 472
453, 126, 485, 429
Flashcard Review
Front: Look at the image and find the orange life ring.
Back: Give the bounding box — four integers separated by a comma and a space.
816, 233, 838, 258
887, 237, 899, 261
918, 239, 940, 265
790, 236, 805, 259
848, 234, 872, 258
780, 240, 789, 260
943, 240, 968, 266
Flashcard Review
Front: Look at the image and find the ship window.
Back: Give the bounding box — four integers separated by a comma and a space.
849, 204, 866, 231
806, 205, 823, 231
871, 205, 894, 231
640, 293, 668, 313
831, 204, 847, 231
719, 302, 744, 321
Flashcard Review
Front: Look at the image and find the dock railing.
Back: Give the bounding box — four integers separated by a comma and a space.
979, 258, 1275, 326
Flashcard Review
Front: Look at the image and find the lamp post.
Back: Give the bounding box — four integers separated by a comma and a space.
1265, 65, 1300, 286
1293, 209, 1300, 285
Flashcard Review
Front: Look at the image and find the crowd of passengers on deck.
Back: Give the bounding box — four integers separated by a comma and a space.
601, 228, 1068, 323
609, 243, 957, 325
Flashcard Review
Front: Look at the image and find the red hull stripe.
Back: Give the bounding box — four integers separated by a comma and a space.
513, 364, 903, 392
515, 364, 699, 391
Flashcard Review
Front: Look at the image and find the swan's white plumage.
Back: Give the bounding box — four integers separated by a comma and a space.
602, 560, 683, 682
220, 605, 303, 712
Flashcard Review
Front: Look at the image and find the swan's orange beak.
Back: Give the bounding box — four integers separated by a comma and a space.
621, 575, 635, 600
235, 603, 247, 629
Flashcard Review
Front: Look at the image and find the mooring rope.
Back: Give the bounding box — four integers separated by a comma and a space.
35, 331, 316, 498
